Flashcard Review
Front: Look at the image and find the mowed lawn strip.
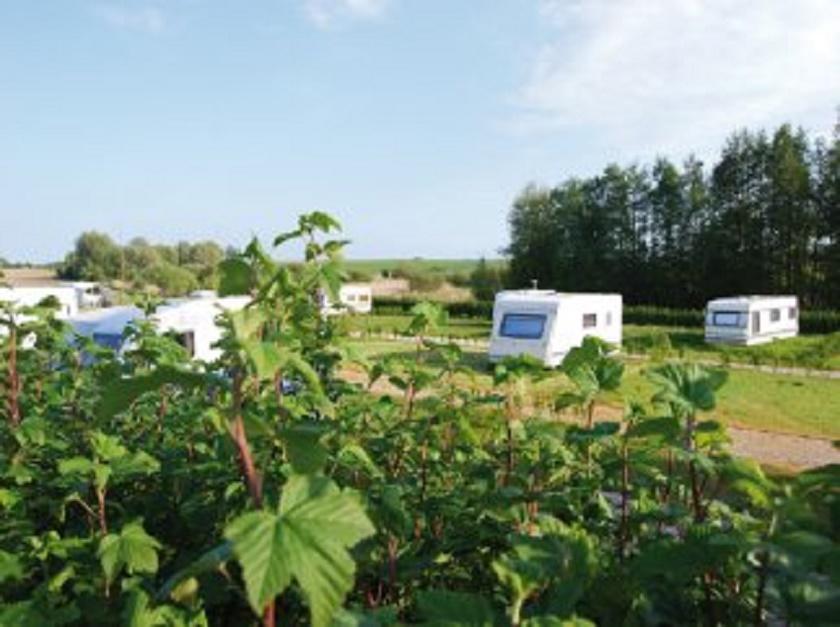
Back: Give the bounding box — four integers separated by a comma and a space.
342, 314, 840, 370
347, 339, 840, 440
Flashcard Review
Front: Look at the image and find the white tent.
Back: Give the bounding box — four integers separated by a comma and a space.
704, 295, 798, 345
488, 290, 622, 367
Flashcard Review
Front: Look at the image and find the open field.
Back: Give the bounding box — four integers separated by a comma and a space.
347, 339, 840, 441
344, 258, 505, 277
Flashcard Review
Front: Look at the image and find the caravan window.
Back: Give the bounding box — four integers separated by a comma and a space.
582, 313, 597, 328
500, 313, 546, 339
711, 311, 745, 327
770, 309, 781, 322
789, 307, 797, 320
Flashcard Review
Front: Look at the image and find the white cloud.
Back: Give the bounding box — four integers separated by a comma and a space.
513, 0, 840, 158
303, 0, 390, 29
94, 4, 166, 34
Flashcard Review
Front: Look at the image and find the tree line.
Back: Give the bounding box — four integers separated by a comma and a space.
58, 232, 232, 295
506, 117, 840, 308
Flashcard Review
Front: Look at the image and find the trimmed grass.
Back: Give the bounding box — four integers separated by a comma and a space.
623, 325, 840, 370
347, 339, 840, 440
340, 314, 492, 339
342, 315, 840, 371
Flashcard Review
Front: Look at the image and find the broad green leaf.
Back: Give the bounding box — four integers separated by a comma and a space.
0, 550, 23, 584
98, 521, 162, 585
225, 475, 375, 626
278, 424, 329, 474
229, 307, 267, 342
98, 367, 207, 421
57, 457, 96, 477
241, 340, 323, 397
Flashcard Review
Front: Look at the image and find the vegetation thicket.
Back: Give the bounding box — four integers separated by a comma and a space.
1, 212, 838, 626
507, 119, 840, 309
57, 233, 229, 296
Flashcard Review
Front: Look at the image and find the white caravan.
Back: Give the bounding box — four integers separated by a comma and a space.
488, 290, 623, 367
153, 295, 250, 361
68, 294, 250, 361
319, 284, 373, 315
0, 286, 81, 318
704, 295, 798, 345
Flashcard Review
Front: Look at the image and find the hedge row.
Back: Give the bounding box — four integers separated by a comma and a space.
373, 297, 493, 319
371, 297, 840, 334
623, 305, 840, 334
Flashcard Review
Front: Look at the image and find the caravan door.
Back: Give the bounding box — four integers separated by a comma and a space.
751, 311, 760, 335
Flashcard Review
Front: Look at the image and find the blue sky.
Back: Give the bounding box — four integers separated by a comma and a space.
2, 0, 839, 263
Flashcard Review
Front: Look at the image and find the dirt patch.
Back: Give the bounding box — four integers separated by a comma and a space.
1, 267, 60, 286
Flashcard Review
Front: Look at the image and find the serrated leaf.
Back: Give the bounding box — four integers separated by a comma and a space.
98, 521, 162, 585
225, 475, 375, 626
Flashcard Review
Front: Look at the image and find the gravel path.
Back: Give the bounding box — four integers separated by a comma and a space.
728, 427, 840, 469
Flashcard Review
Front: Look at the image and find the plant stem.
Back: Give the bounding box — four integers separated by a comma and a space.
95, 486, 108, 535
231, 371, 273, 626
618, 440, 630, 561
6, 325, 21, 427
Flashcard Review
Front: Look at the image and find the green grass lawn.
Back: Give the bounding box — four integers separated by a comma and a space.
343, 314, 840, 370
623, 324, 840, 370
340, 314, 492, 339
347, 338, 840, 440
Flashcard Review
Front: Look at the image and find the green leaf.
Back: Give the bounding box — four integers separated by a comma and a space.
155, 542, 233, 602
57, 457, 96, 477
218, 258, 254, 296
416, 590, 496, 626
241, 341, 324, 397
98, 367, 207, 421
0, 550, 24, 584
278, 424, 329, 474
98, 521, 162, 585
225, 475, 375, 626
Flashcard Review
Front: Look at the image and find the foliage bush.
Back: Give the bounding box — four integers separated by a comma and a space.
390, 268, 445, 293
1, 213, 838, 625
